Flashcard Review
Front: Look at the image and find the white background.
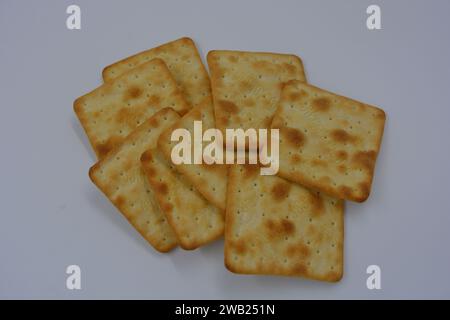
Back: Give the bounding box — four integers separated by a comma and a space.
1, 0, 450, 298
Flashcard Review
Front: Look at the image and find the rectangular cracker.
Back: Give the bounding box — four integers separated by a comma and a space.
271, 81, 386, 202
158, 98, 228, 210
89, 108, 180, 253
103, 37, 211, 109
207, 50, 306, 142
225, 164, 344, 282
74, 58, 190, 158
141, 148, 224, 250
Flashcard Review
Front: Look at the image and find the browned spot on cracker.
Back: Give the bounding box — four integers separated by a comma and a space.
242, 164, 259, 179
292, 263, 307, 275
286, 241, 310, 258
231, 239, 247, 254
218, 100, 239, 114
124, 86, 142, 100
115, 106, 146, 128
312, 97, 331, 112
144, 166, 156, 176
96, 136, 123, 158
265, 218, 296, 238
155, 182, 168, 195
352, 150, 377, 171
148, 116, 159, 127
331, 129, 356, 144
336, 150, 348, 161
189, 108, 202, 121
140, 151, 153, 163
307, 190, 324, 216
338, 185, 353, 198
288, 92, 301, 102
271, 181, 291, 201
311, 159, 327, 167
115, 195, 125, 209
161, 202, 173, 213
283, 128, 306, 148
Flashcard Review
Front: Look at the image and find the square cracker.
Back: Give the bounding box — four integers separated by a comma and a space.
158, 98, 228, 210
103, 37, 211, 109
225, 164, 344, 282
74, 58, 190, 158
141, 148, 224, 250
89, 108, 180, 253
207, 50, 306, 141
271, 81, 386, 202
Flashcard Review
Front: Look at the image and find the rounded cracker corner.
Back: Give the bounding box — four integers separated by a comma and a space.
224, 256, 240, 274
326, 269, 344, 283
352, 190, 370, 203
206, 50, 219, 62
180, 36, 195, 46
73, 97, 83, 114
88, 163, 99, 182
155, 242, 178, 254
289, 53, 304, 66
376, 106, 387, 121
179, 241, 199, 251
101, 65, 112, 81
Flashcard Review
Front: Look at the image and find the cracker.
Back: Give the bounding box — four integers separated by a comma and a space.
89, 108, 180, 253
225, 164, 344, 282
158, 98, 228, 210
271, 81, 386, 202
207, 50, 306, 143
141, 148, 224, 250
103, 37, 211, 109
74, 58, 189, 158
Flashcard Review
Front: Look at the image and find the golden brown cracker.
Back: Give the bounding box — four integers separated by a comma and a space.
103, 37, 211, 109
141, 148, 224, 250
271, 81, 386, 202
74, 58, 189, 158
158, 98, 228, 210
207, 50, 306, 145
225, 164, 344, 281
89, 108, 180, 252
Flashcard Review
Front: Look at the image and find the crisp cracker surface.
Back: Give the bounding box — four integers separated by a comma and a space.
74, 58, 189, 158
225, 164, 344, 282
141, 149, 224, 250
89, 108, 180, 253
271, 81, 386, 202
103, 37, 211, 109
207, 50, 306, 139
158, 98, 228, 210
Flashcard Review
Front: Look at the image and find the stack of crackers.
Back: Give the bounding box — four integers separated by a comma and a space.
74, 37, 385, 282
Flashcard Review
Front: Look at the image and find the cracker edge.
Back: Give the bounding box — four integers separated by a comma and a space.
274, 81, 386, 202
224, 165, 344, 282
74, 58, 190, 159
140, 149, 224, 250
87, 107, 179, 253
